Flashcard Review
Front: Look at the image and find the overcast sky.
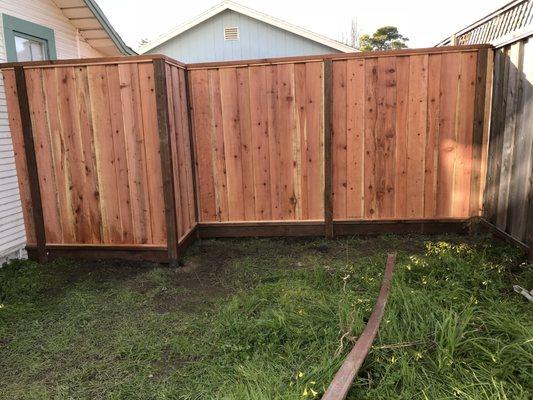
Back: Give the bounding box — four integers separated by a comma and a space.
96, 0, 506, 50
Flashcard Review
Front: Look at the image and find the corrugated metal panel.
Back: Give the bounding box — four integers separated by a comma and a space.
0, 0, 105, 262
149, 9, 341, 63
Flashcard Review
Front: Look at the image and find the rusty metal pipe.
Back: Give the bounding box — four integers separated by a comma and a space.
322, 252, 397, 400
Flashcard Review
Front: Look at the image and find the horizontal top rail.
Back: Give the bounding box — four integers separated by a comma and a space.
186, 44, 492, 69
0, 44, 492, 71
0, 54, 187, 70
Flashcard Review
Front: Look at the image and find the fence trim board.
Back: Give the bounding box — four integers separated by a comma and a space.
27, 246, 169, 263
183, 65, 201, 233
153, 59, 179, 265
186, 44, 492, 70
198, 219, 469, 238
0, 54, 186, 69
13, 66, 46, 263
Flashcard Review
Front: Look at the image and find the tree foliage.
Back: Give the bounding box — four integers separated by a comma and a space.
358, 26, 409, 51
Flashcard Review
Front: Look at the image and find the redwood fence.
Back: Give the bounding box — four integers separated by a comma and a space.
2, 44, 530, 264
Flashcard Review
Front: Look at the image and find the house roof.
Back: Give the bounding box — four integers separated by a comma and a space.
54, 0, 136, 55
436, 0, 533, 48
138, 0, 356, 54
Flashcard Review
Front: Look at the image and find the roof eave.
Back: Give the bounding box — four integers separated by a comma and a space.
83, 0, 137, 55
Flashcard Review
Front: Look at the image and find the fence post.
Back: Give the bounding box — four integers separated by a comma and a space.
13, 66, 47, 263
323, 59, 334, 238
153, 58, 179, 265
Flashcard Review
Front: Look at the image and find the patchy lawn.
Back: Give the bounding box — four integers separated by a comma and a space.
0, 234, 532, 400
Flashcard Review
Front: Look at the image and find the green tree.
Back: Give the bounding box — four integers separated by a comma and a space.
358, 26, 409, 51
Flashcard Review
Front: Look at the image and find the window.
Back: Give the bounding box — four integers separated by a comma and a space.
2, 14, 57, 62
224, 27, 239, 41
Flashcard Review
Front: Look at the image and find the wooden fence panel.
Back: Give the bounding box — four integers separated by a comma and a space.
189, 61, 324, 222
331, 50, 481, 221
188, 48, 488, 225
3, 60, 169, 247
1, 46, 497, 262
484, 38, 533, 248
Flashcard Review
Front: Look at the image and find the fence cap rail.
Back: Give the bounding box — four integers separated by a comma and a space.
0, 54, 186, 70
186, 44, 493, 69
0, 44, 492, 71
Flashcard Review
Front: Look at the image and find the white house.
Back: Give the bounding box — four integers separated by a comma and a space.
0, 0, 133, 265
139, 0, 356, 63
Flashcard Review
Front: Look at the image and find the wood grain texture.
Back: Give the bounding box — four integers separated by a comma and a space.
1, 47, 490, 255
3, 60, 177, 248
189, 62, 325, 223
484, 38, 532, 247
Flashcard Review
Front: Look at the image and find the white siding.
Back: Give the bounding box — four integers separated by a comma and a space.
0, 0, 104, 265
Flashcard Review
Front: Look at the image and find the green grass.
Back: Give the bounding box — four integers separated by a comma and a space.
0, 234, 532, 399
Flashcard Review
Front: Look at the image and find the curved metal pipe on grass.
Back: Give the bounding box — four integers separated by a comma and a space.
322, 252, 397, 400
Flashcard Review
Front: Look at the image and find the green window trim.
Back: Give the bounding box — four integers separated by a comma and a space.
2, 14, 57, 62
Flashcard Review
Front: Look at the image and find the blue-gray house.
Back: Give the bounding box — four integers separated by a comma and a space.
139, 1, 355, 63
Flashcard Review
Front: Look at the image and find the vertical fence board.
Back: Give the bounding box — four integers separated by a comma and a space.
496, 43, 522, 230
118, 63, 152, 243
437, 53, 461, 217
107, 65, 134, 243
25, 69, 62, 243
305, 62, 324, 220
424, 54, 442, 218
346, 59, 365, 219
376, 56, 396, 218
332, 61, 347, 219
394, 56, 410, 218
249, 66, 272, 220
209, 69, 229, 222
364, 58, 378, 219
190, 69, 216, 222
88, 65, 122, 243
236, 68, 256, 221
406, 55, 428, 218
138, 63, 167, 244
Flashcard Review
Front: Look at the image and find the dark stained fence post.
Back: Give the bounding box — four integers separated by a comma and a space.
324, 59, 334, 238
13, 66, 47, 263
153, 59, 179, 265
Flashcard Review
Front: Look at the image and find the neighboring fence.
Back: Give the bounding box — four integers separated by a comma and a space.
1, 45, 508, 263
188, 46, 492, 227
483, 37, 532, 256
2, 55, 196, 263
437, 0, 532, 47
